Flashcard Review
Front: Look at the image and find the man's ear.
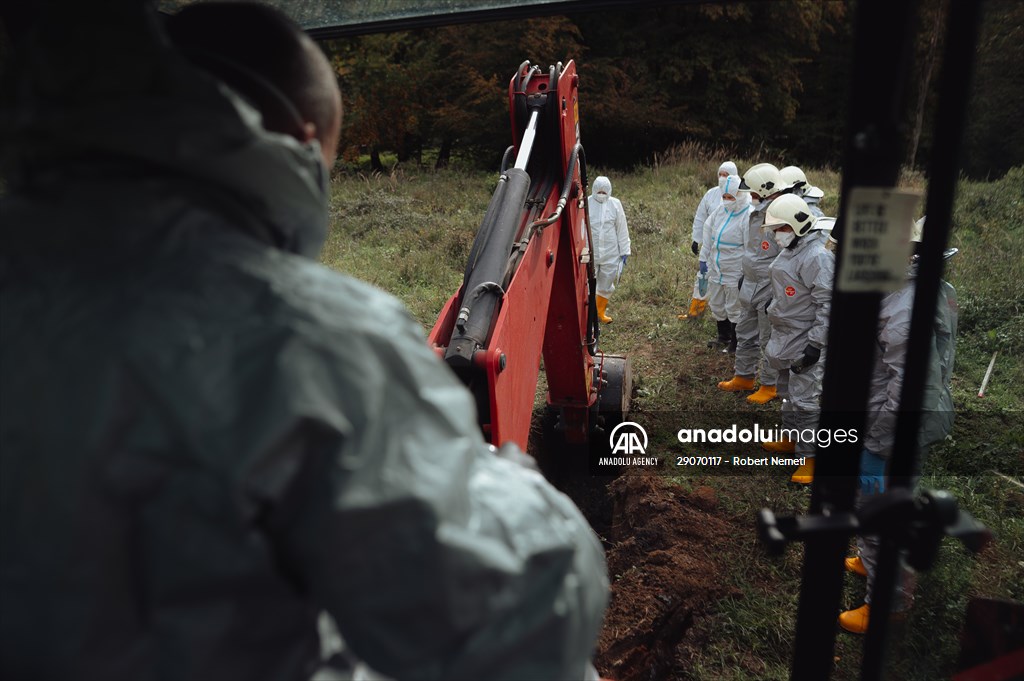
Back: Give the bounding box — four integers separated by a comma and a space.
301, 121, 317, 144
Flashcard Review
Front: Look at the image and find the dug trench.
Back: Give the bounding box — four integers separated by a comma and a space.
529, 421, 741, 681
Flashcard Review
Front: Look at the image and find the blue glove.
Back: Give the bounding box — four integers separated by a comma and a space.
699, 261, 708, 275
621, 255, 628, 268
859, 448, 887, 496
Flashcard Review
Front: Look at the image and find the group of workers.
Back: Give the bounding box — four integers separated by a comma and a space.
676, 161, 959, 634
566, 158, 960, 638
685, 161, 832, 485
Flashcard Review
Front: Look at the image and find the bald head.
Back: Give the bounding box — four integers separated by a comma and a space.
166, 2, 342, 166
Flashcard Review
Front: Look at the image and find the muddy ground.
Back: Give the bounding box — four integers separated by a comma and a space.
592, 476, 740, 681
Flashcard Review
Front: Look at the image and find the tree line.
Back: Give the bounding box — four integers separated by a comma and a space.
323, 0, 1022, 179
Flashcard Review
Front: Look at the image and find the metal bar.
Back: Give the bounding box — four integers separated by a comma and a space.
862, 1, 983, 678
301, 0, 707, 39
789, 0, 919, 678
514, 110, 540, 171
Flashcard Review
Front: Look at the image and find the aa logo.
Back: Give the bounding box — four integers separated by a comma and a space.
761, 240, 771, 251
785, 285, 796, 297
610, 421, 648, 455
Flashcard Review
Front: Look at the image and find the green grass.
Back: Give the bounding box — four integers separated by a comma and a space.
320, 155, 1024, 680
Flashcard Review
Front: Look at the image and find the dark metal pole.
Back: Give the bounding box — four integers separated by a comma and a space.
789, 0, 919, 678
861, 2, 983, 679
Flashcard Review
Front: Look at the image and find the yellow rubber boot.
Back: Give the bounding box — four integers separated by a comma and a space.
790, 458, 815, 484
597, 295, 613, 323
839, 604, 870, 634
746, 385, 777, 404
845, 556, 867, 578
677, 297, 707, 320
762, 439, 796, 454
717, 375, 755, 392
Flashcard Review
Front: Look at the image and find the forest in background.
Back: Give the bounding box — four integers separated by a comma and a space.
1, 1, 1019, 178
323, 0, 1023, 178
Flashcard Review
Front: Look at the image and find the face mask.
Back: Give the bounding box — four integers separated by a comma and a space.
723, 197, 736, 211
593, 192, 608, 203
773, 230, 796, 248
718, 175, 729, 192
751, 198, 763, 211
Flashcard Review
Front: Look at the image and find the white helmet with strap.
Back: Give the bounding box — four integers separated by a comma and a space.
780, 165, 810, 194
763, 193, 818, 236
739, 163, 784, 197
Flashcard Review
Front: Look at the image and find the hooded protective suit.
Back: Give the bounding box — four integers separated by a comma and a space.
589, 176, 631, 266
0, 6, 608, 680
765, 230, 835, 457
588, 175, 631, 298
699, 175, 750, 288
686, 161, 737, 310
690, 161, 738, 244
698, 176, 749, 324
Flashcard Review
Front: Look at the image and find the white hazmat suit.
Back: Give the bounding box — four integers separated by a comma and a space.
589, 176, 631, 322
685, 161, 738, 314
698, 174, 749, 324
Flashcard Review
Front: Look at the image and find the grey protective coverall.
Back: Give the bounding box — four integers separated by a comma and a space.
0, 7, 608, 680
734, 202, 782, 385
858, 271, 958, 609
765, 231, 835, 457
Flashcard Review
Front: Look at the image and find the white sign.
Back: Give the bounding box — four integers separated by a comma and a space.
836, 187, 922, 293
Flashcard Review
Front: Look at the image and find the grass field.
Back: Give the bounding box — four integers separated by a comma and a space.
322, 152, 1023, 680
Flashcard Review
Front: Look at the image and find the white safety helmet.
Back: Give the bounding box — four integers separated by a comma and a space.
909, 216, 959, 260
911, 215, 926, 243
779, 166, 808, 193
816, 217, 838, 251
803, 185, 825, 200
739, 163, 784, 197
763, 193, 818, 236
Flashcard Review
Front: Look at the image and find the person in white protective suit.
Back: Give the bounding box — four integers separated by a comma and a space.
839, 216, 959, 635
718, 163, 791, 404
679, 160, 738, 320
0, 4, 610, 680
589, 175, 632, 323
698, 174, 751, 352
780, 165, 826, 218
761, 194, 835, 484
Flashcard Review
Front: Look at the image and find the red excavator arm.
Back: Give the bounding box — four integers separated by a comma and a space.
427, 60, 630, 454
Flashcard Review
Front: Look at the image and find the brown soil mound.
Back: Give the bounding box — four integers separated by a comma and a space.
595, 476, 740, 681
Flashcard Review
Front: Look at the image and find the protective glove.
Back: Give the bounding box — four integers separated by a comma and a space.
698, 261, 708, 275
790, 344, 821, 374
621, 255, 628, 268
691, 240, 700, 256
859, 448, 887, 496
